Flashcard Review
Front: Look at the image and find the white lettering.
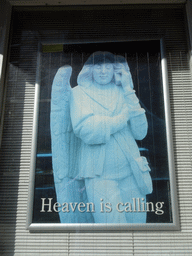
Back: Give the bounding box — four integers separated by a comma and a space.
40, 198, 53, 212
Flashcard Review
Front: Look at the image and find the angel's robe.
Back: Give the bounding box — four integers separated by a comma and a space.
70, 81, 148, 180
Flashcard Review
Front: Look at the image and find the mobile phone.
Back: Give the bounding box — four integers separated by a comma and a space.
114, 72, 122, 86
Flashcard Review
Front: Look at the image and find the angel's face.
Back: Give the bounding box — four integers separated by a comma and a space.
93, 62, 114, 85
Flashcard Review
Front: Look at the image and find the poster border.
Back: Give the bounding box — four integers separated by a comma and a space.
26, 37, 180, 232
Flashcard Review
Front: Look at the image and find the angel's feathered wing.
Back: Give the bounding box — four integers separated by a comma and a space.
50, 66, 81, 181
50, 66, 94, 223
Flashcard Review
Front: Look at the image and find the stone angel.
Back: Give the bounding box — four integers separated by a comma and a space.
51, 51, 153, 224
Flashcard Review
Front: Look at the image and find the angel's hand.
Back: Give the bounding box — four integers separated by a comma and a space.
114, 64, 133, 93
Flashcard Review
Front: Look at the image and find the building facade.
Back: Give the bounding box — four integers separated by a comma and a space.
1, 0, 192, 255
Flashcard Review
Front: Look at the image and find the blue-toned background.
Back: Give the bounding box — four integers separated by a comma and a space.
33, 40, 172, 223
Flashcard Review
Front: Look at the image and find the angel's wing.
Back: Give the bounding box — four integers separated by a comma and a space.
50, 66, 94, 223
50, 66, 81, 181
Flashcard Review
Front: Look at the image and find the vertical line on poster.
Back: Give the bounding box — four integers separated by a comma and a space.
104, 52, 105, 64
149, 52, 158, 194
136, 52, 140, 96
71, 53, 73, 68
47, 52, 52, 150
60, 51, 62, 67
147, 52, 157, 175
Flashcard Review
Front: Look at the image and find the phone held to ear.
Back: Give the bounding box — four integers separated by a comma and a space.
114, 72, 122, 86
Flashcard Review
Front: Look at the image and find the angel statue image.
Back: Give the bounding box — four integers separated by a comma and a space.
50, 51, 153, 224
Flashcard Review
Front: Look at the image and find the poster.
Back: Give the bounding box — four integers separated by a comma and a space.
28, 40, 179, 230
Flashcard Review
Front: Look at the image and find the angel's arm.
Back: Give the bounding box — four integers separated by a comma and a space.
125, 90, 148, 140
70, 87, 129, 145
115, 65, 148, 140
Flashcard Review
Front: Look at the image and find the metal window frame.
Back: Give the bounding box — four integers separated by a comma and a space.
26, 37, 180, 232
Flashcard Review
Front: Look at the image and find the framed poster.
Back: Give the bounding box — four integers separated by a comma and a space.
27, 39, 179, 231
